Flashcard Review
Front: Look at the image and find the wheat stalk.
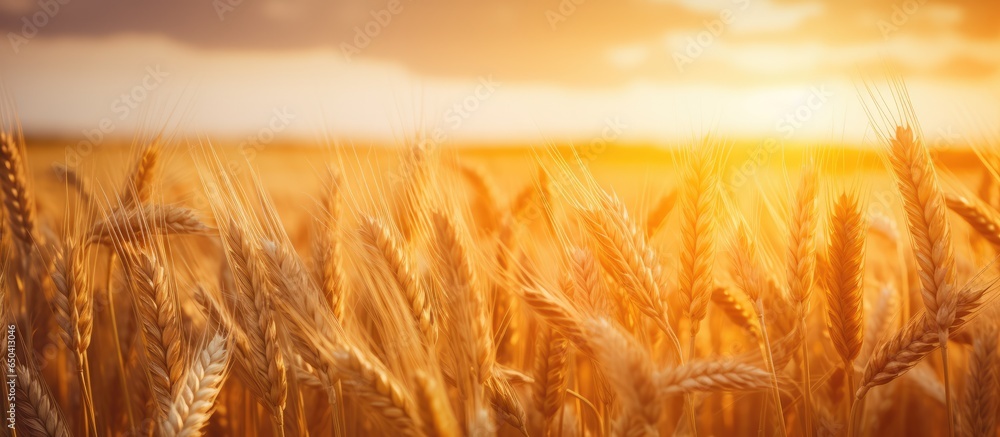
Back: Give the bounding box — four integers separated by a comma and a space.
51, 162, 94, 204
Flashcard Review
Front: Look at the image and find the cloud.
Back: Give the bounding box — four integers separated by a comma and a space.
0, 0, 998, 87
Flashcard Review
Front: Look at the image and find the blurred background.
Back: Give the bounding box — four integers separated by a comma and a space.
0, 0, 997, 146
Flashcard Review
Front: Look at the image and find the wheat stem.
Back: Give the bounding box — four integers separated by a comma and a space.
754, 300, 787, 437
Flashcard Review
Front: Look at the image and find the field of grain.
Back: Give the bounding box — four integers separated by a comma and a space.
2, 109, 1000, 437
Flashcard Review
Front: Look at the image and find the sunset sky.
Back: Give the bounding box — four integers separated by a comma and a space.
0, 0, 998, 144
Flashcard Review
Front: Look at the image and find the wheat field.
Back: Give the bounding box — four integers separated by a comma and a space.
1, 93, 1000, 437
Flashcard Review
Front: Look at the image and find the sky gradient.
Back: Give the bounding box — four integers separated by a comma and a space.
0, 0, 998, 144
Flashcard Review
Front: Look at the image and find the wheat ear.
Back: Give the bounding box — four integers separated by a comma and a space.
0, 131, 37, 257
89, 204, 212, 244
121, 141, 159, 209
885, 125, 959, 436
432, 211, 494, 384
656, 359, 772, 395
161, 334, 231, 437
645, 189, 678, 237
787, 164, 818, 436
856, 282, 988, 398
578, 192, 682, 356
457, 161, 501, 235
678, 147, 718, 346
219, 219, 287, 430
359, 215, 436, 343
518, 284, 593, 357
824, 191, 867, 425
532, 327, 569, 435
728, 216, 788, 436
48, 236, 97, 434
586, 318, 661, 436
415, 370, 461, 437
315, 166, 347, 318
710, 286, 759, 339
16, 364, 71, 437
124, 247, 188, 418
961, 325, 998, 437
945, 192, 1000, 247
